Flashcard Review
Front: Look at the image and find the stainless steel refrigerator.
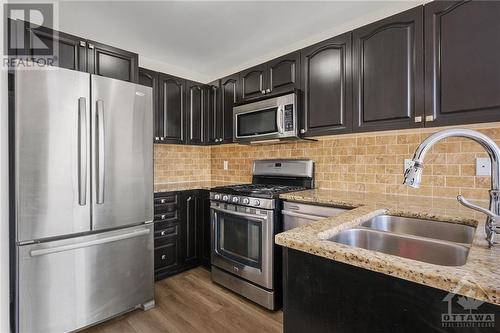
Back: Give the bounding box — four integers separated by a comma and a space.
11, 65, 154, 333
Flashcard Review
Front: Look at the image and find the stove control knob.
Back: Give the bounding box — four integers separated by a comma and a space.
254, 199, 261, 206
222, 195, 229, 202
232, 197, 239, 203
214, 194, 220, 200
242, 198, 250, 205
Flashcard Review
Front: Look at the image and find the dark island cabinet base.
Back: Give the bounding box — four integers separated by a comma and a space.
283, 248, 500, 333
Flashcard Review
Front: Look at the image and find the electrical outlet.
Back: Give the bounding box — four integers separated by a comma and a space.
223, 161, 228, 171
404, 159, 414, 172
476, 157, 491, 176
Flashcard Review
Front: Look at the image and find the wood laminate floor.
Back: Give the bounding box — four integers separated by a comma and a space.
82, 267, 283, 333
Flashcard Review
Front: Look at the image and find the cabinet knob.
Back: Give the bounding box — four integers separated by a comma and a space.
219, 138, 223, 142
215, 138, 219, 142
300, 129, 306, 134
161, 214, 166, 219
161, 231, 166, 236
88, 43, 94, 49
161, 255, 166, 260
160, 137, 164, 140
155, 136, 160, 140
425, 115, 435, 122
414, 116, 422, 123
266, 89, 271, 93
79, 41, 86, 47
261, 90, 265, 94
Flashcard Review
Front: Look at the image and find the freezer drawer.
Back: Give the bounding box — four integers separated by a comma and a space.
16, 224, 154, 333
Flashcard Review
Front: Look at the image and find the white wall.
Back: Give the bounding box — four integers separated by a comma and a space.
0, 1, 10, 331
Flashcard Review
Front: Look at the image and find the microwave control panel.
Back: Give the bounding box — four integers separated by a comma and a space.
284, 104, 294, 131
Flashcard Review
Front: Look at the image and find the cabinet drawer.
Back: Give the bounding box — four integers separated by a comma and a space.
154, 241, 178, 270
154, 194, 178, 206
154, 224, 179, 239
154, 211, 177, 223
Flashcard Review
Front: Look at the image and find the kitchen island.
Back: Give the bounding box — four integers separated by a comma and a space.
276, 189, 500, 332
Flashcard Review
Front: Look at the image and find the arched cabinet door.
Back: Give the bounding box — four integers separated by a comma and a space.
301, 32, 352, 137
424, 0, 500, 127
353, 6, 424, 132
158, 73, 185, 144
240, 64, 267, 101
185, 81, 205, 145
268, 51, 300, 96
139, 68, 160, 142
220, 75, 239, 143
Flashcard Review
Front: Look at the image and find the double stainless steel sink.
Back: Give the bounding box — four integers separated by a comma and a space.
328, 215, 476, 266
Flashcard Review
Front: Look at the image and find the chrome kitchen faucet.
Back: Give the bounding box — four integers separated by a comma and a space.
403, 129, 500, 247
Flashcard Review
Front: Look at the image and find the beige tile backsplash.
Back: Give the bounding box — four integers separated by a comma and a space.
156, 122, 500, 201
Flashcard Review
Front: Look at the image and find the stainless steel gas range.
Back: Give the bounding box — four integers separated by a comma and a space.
210, 159, 314, 310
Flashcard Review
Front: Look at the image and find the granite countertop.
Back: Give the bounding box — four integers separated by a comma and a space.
154, 181, 238, 193
276, 189, 500, 306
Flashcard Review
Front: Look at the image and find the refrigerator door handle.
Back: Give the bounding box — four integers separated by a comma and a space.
78, 97, 87, 206
30, 227, 150, 257
96, 99, 105, 204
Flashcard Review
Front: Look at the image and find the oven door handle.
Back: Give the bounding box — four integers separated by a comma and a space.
211, 206, 268, 221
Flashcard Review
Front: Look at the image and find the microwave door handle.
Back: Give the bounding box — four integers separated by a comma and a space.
276, 106, 284, 134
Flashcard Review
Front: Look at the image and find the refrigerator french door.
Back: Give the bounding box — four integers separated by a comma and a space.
12, 65, 154, 333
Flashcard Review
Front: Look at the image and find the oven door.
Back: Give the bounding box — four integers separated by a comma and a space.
211, 205, 274, 289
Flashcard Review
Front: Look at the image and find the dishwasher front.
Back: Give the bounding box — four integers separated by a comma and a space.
282, 202, 348, 231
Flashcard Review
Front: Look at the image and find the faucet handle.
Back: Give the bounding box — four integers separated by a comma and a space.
457, 195, 499, 220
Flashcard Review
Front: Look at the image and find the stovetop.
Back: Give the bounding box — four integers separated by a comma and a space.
211, 183, 306, 199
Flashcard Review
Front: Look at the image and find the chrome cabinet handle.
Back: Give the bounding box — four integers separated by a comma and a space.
414, 116, 422, 123
79, 41, 86, 47
78, 97, 87, 206
261, 90, 265, 94
161, 255, 166, 260
160, 231, 166, 236
425, 115, 435, 122
160, 199, 166, 204
88, 43, 94, 49
30, 228, 150, 257
96, 99, 105, 204
266, 88, 271, 93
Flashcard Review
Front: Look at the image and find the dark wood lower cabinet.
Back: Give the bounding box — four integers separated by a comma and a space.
283, 248, 500, 333
154, 189, 211, 280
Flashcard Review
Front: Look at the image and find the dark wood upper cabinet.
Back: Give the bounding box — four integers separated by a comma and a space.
139, 68, 160, 142
301, 32, 352, 137
240, 63, 267, 101
220, 74, 239, 143
353, 6, 424, 132
206, 81, 221, 144
87, 40, 138, 83
158, 73, 185, 144
239, 51, 300, 103
185, 81, 205, 145
268, 51, 300, 96
424, 0, 500, 127
18, 21, 87, 71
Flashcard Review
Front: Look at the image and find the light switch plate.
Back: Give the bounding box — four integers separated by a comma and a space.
476, 157, 491, 176
223, 161, 228, 171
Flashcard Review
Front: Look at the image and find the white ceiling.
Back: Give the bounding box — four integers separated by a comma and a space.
56, 1, 423, 83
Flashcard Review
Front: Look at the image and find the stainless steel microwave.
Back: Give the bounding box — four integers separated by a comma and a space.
233, 92, 298, 144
